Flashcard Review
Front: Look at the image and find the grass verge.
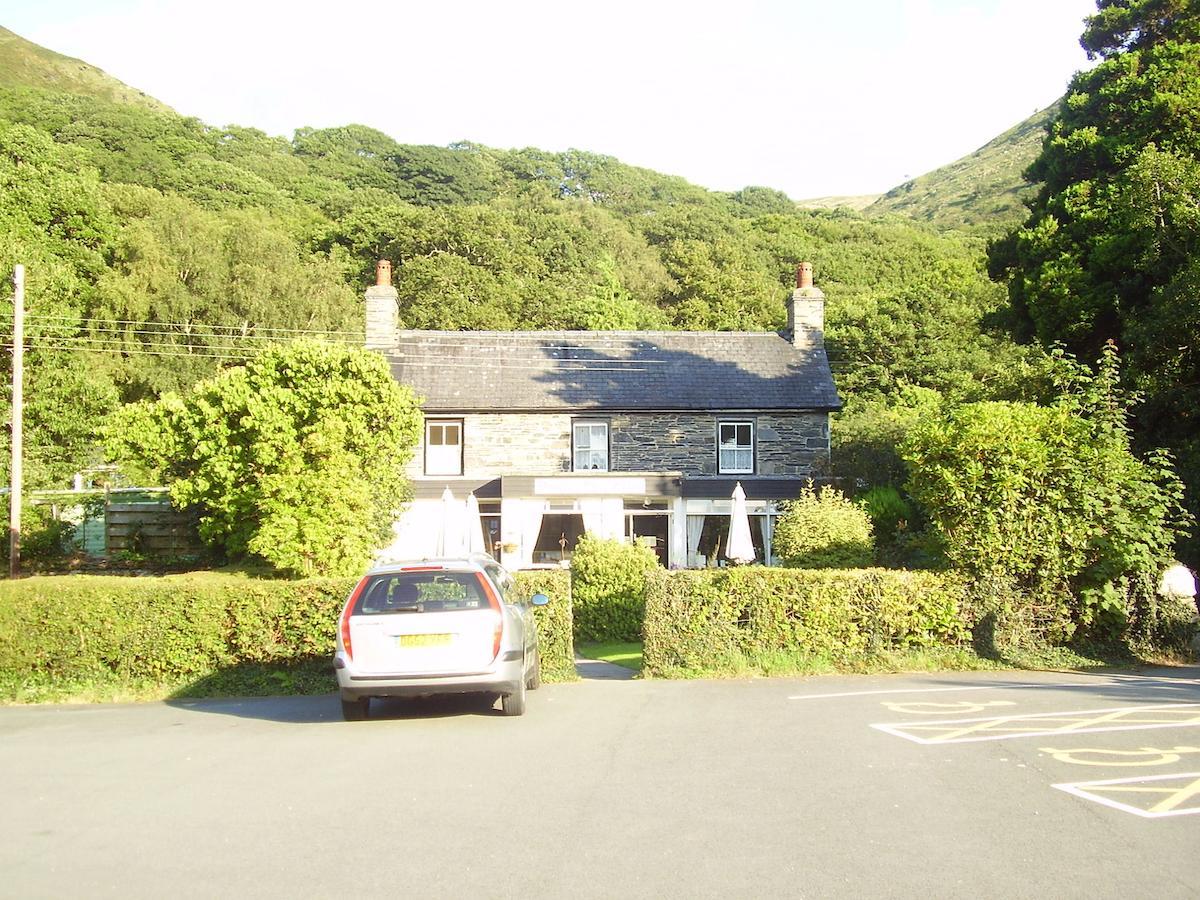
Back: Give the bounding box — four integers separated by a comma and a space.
577, 641, 643, 672
644, 643, 1149, 679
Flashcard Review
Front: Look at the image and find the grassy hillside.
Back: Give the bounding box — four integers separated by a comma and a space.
795, 194, 881, 212
0, 26, 171, 112
866, 103, 1059, 231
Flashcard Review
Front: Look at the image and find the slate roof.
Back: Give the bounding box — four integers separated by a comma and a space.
383, 330, 841, 412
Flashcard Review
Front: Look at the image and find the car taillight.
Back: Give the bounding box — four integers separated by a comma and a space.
475, 572, 504, 661
340, 577, 370, 661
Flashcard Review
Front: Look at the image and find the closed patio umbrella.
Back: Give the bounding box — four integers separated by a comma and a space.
465, 491, 488, 556
725, 482, 756, 565
437, 486, 463, 557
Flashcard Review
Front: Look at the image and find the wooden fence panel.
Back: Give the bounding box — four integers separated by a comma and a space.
105, 502, 203, 557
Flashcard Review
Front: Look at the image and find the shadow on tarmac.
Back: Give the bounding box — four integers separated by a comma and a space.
165, 691, 506, 725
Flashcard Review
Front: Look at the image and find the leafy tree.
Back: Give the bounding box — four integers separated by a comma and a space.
0, 121, 120, 488
103, 341, 422, 577
94, 185, 359, 398
640, 206, 781, 329
987, 0, 1200, 564
727, 185, 796, 218
753, 211, 1030, 401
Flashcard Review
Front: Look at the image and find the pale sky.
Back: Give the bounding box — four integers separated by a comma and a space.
2, 0, 1099, 199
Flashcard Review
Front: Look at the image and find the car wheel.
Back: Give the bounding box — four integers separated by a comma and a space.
501, 674, 527, 717
341, 696, 370, 721
526, 649, 542, 690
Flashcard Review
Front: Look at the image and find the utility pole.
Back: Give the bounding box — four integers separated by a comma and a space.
9, 264, 23, 578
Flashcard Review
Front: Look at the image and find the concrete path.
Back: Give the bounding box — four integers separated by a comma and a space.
573, 653, 637, 680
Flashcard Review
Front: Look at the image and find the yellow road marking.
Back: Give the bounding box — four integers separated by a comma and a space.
1150, 777, 1200, 813
1054, 772, 1200, 818
872, 703, 1200, 745
881, 700, 1017, 716
1039, 746, 1200, 766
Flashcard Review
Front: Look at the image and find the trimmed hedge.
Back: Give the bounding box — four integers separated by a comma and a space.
513, 569, 576, 682
570, 534, 659, 642
0, 569, 577, 700
643, 567, 971, 676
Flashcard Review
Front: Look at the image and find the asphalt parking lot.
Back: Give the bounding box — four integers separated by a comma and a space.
2, 667, 1199, 899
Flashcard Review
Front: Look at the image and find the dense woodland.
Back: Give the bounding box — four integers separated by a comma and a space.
0, 0, 1198, 569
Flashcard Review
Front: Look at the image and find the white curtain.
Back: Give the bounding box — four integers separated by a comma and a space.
519, 500, 546, 569
438, 487, 465, 557
686, 515, 705, 567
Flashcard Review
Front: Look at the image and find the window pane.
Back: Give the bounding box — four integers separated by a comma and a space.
574, 423, 607, 471
428, 425, 442, 446
444, 424, 460, 445
719, 443, 752, 474
736, 425, 751, 446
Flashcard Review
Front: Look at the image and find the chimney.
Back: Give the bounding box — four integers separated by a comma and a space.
365, 259, 398, 350
786, 262, 824, 348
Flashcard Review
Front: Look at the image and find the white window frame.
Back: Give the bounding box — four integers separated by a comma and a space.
718, 420, 754, 475
572, 419, 610, 472
425, 418, 464, 476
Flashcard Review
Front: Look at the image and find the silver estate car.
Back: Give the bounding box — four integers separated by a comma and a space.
334, 555, 548, 720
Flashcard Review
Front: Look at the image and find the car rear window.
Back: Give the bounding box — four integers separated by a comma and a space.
353, 572, 491, 615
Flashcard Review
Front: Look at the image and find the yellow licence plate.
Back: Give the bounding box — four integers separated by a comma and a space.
399, 633, 452, 648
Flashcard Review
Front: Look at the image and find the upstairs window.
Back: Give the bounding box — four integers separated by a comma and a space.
573, 420, 609, 472
718, 421, 754, 474
425, 419, 463, 476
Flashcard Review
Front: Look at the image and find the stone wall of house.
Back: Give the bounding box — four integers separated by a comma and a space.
609, 412, 828, 475
754, 413, 830, 476
406, 413, 573, 479
406, 410, 830, 478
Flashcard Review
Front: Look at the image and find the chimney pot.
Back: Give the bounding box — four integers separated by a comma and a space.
365, 260, 399, 350
786, 262, 824, 349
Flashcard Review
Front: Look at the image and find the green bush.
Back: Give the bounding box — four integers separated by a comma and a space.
772, 484, 874, 569
0, 569, 578, 701
513, 568, 576, 682
642, 567, 971, 677
858, 486, 915, 546
1126, 570, 1200, 658
570, 534, 659, 642
903, 346, 1189, 641
831, 388, 944, 489
0, 504, 79, 565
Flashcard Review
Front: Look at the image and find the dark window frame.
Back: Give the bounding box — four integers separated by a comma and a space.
716, 419, 756, 475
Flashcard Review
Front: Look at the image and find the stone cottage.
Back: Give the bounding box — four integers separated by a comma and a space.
366, 260, 841, 569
